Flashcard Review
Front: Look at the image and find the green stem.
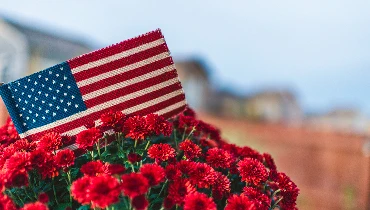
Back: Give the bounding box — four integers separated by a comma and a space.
272, 196, 284, 209
156, 180, 168, 199
181, 126, 187, 141
96, 139, 101, 158
52, 177, 59, 205
131, 164, 135, 172
174, 129, 178, 148
144, 140, 151, 150
67, 171, 72, 185
105, 137, 108, 152
185, 127, 196, 140
122, 197, 130, 210
134, 140, 138, 149
67, 171, 72, 204
272, 189, 281, 198
7, 190, 24, 206
90, 150, 94, 160
23, 187, 34, 201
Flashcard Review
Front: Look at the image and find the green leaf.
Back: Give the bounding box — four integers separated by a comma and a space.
55, 203, 71, 210
77, 205, 90, 210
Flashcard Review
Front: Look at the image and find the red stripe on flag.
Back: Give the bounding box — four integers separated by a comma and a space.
72, 44, 169, 82
84, 70, 179, 108
131, 95, 186, 117
78, 57, 173, 95
68, 30, 164, 68
161, 105, 187, 119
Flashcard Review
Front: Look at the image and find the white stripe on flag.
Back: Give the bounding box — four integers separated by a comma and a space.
76, 52, 170, 87
82, 65, 174, 100
19, 80, 182, 138
154, 101, 187, 116
71, 38, 165, 74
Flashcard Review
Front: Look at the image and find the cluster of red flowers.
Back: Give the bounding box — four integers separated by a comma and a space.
0, 108, 299, 209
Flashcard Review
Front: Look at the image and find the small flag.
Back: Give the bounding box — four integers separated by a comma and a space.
0, 29, 186, 142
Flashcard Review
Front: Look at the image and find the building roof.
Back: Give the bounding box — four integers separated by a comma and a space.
174, 56, 211, 79
0, 15, 95, 60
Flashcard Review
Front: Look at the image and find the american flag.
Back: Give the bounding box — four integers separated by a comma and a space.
0, 29, 186, 143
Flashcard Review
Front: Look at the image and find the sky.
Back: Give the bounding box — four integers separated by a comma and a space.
1, 0, 370, 115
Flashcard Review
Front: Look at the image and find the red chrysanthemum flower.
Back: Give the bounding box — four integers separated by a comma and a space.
221, 143, 241, 157
206, 148, 232, 169
163, 197, 175, 209
100, 110, 126, 131
168, 179, 196, 205
54, 149, 75, 169
145, 114, 172, 136
71, 176, 91, 205
61, 135, 75, 146
76, 128, 102, 150
147, 143, 176, 162
0, 144, 16, 162
88, 175, 121, 209
38, 192, 49, 203
263, 153, 277, 171
243, 187, 270, 210
165, 164, 182, 181
105, 163, 126, 175
183, 192, 217, 210
200, 138, 218, 148
38, 154, 60, 179
3, 152, 31, 172
188, 162, 217, 188
197, 120, 221, 142
179, 139, 202, 160
131, 195, 149, 210
177, 114, 199, 134
38, 132, 63, 152
237, 158, 268, 185
0, 176, 5, 193
121, 173, 149, 198
212, 172, 231, 200
225, 194, 257, 210
0, 194, 17, 210
124, 116, 149, 140
140, 164, 165, 186
30, 150, 50, 168
81, 160, 105, 177
239, 146, 263, 162
269, 169, 279, 181
7, 170, 29, 187
176, 160, 194, 175
182, 107, 197, 117
6, 119, 20, 141
21, 201, 49, 210
13, 139, 37, 152
127, 153, 142, 164
274, 172, 299, 209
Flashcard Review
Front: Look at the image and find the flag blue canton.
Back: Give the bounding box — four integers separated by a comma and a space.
1, 62, 87, 133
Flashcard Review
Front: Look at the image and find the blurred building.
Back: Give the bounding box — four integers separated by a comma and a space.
175, 58, 212, 113
243, 90, 303, 124
0, 16, 93, 124
306, 108, 369, 134
205, 88, 303, 124
0, 16, 93, 78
